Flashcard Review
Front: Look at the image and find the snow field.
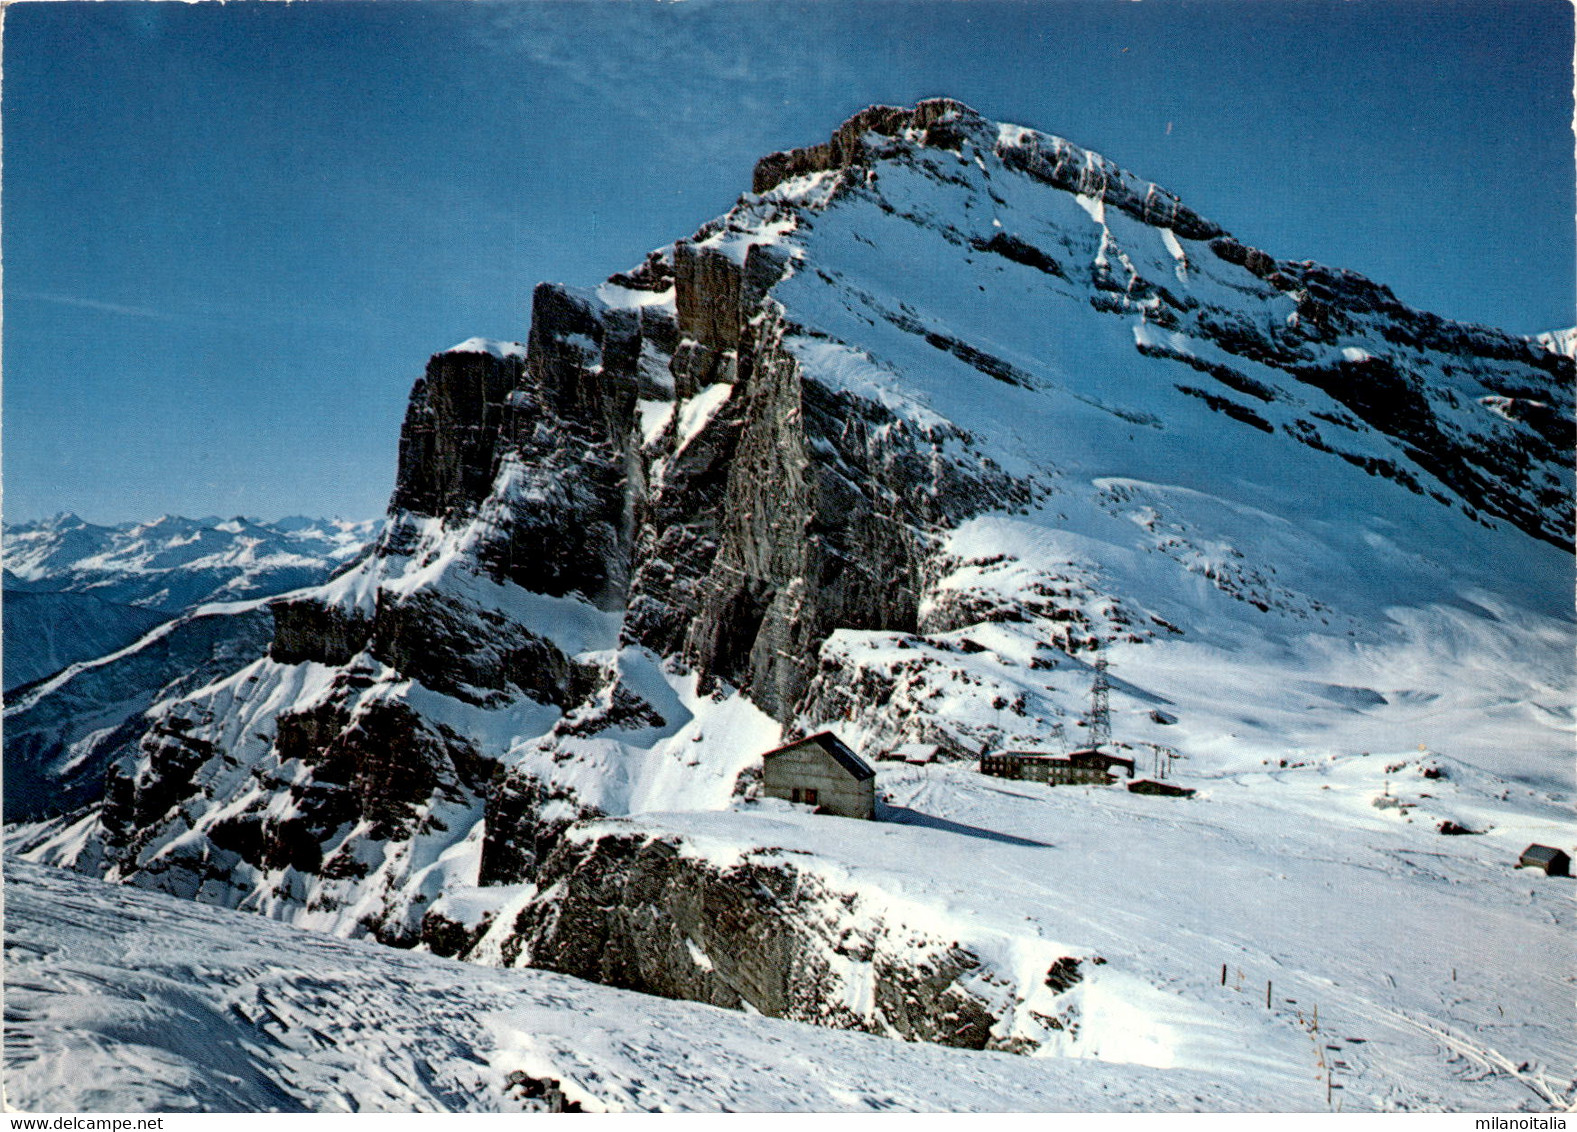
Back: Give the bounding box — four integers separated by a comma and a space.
4, 858, 1267, 1112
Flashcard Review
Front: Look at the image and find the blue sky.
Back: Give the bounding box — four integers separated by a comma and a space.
5, 0, 1572, 524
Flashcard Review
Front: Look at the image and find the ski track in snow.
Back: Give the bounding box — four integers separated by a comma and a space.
7, 859, 1267, 1113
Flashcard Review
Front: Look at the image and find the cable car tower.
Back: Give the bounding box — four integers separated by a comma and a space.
1086, 656, 1112, 751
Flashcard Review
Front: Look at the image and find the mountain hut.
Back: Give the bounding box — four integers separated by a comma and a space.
1517, 844, 1571, 876
761, 732, 876, 819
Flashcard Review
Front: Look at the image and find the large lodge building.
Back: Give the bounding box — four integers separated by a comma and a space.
980, 748, 1136, 786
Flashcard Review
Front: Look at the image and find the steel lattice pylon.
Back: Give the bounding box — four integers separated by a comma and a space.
1087, 655, 1112, 750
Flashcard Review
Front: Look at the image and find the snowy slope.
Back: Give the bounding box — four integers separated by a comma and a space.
1, 591, 167, 693
11, 728, 1572, 1116
3, 514, 381, 824
3, 599, 279, 822
1532, 327, 1577, 359
754, 115, 1571, 786
491, 749, 1571, 1111
4, 858, 1267, 1112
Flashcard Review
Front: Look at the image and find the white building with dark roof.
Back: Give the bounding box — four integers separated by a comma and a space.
761, 732, 876, 819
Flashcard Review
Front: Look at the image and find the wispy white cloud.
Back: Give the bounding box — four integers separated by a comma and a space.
472, 3, 875, 158
15, 289, 390, 334
16, 291, 173, 321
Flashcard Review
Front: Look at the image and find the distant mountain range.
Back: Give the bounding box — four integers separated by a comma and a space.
3, 514, 379, 822
4, 513, 379, 691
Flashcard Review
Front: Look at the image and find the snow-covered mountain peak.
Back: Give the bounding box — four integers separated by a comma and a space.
39, 510, 91, 531
2, 513, 382, 697
4, 513, 380, 586
752, 99, 1224, 246
1531, 325, 1577, 358
9, 102, 1570, 1102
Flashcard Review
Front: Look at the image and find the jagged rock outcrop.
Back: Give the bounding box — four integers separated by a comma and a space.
665, 300, 1033, 718
270, 593, 373, 667
391, 347, 526, 519
494, 819, 1086, 1053
478, 766, 604, 886
754, 98, 1222, 242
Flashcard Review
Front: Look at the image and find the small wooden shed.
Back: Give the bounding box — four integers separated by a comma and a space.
1517, 844, 1571, 876
888, 742, 941, 765
761, 732, 876, 819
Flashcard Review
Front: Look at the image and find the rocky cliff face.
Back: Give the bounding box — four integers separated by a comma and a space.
482, 818, 1089, 1054
12, 100, 1570, 1052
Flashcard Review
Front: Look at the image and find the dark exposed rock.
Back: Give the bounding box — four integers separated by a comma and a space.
753, 100, 977, 194
1043, 956, 1085, 993
94, 681, 499, 913
368, 589, 582, 708
277, 698, 493, 843
504, 1072, 584, 1113
666, 303, 1034, 719
621, 392, 743, 658
675, 242, 746, 354
474, 285, 646, 608
1135, 339, 1279, 402
605, 248, 675, 294
270, 594, 372, 666
1176, 385, 1276, 433
391, 348, 525, 519
513, 823, 1076, 1051
99, 712, 216, 855
421, 907, 494, 959
970, 231, 1065, 277
1139, 220, 1572, 550
1209, 235, 1279, 280
920, 327, 1037, 389
209, 812, 323, 875
478, 765, 603, 887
